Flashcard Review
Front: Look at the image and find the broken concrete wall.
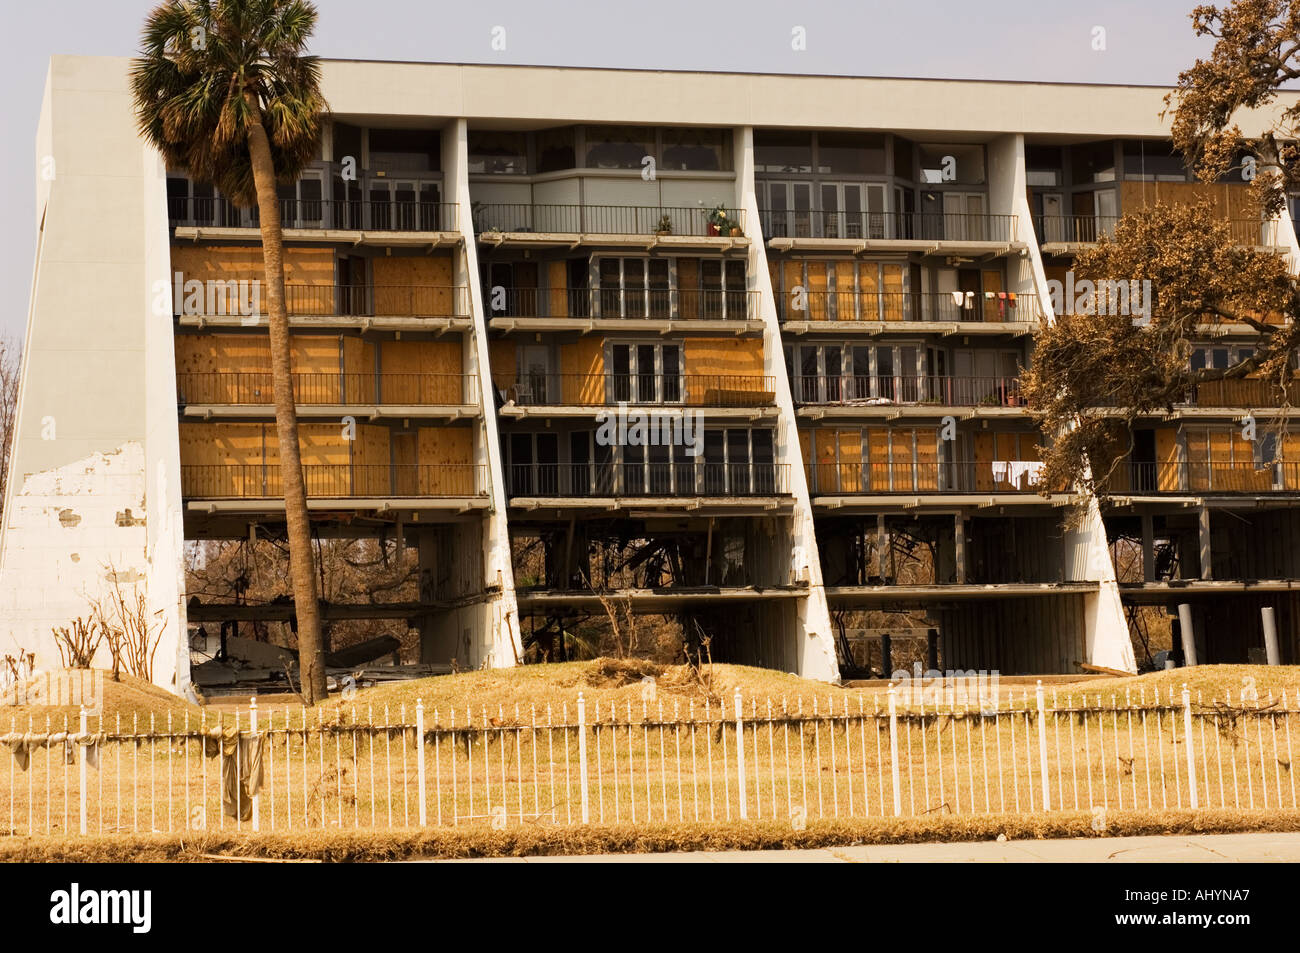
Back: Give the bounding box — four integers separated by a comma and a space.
0, 58, 186, 692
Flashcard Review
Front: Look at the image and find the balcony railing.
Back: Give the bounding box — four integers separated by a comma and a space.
485, 287, 758, 321
507, 462, 789, 497
505, 373, 775, 407
1101, 462, 1300, 495
168, 196, 459, 232
176, 372, 471, 406
473, 204, 744, 237
791, 375, 1024, 407
182, 464, 487, 499
808, 461, 1046, 495
777, 290, 1040, 324
1184, 377, 1300, 408
759, 209, 1017, 243
1035, 215, 1279, 248
173, 284, 470, 319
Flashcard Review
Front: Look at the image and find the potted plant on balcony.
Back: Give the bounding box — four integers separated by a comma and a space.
655, 213, 673, 236
707, 203, 731, 236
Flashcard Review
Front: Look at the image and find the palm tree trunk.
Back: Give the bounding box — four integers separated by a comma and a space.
244, 95, 329, 705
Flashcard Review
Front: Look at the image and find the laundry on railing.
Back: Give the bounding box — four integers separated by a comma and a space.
1, 729, 102, 771
991, 460, 1045, 487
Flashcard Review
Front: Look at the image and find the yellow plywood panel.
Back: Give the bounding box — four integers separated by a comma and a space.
814, 427, 837, 494
560, 337, 605, 404
179, 422, 269, 498
806, 262, 828, 321
353, 425, 391, 496
418, 426, 474, 495
678, 258, 700, 320
915, 428, 938, 490
684, 338, 764, 380
798, 427, 813, 488
391, 431, 419, 496
837, 429, 861, 492
981, 270, 1004, 322
489, 339, 518, 391
1156, 427, 1181, 492
548, 261, 569, 317
834, 263, 856, 323
379, 340, 463, 403
882, 264, 904, 321
974, 431, 995, 492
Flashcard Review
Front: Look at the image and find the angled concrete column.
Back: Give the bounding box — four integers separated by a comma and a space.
1262, 607, 1281, 665
1141, 513, 1155, 583
1198, 506, 1213, 580
735, 125, 838, 683
1177, 603, 1199, 666
444, 118, 523, 668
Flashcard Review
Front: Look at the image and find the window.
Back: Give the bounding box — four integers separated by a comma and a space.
597, 257, 671, 318
754, 130, 813, 173
468, 130, 528, 174
333, 123, 363, 165
584, 125, 654, 169
536, 127, 576, 173
609, 342, 682, 403
700, 259, 747, 318
662, 128, 730, 171
892, 136, 915, 180
1026, 145, 1063, 187
817, 132, 886, 175
918, 144, 986, 185
1071, 141, 1116, 184
1122, 140, 1188, 182
368, 128, 440, 172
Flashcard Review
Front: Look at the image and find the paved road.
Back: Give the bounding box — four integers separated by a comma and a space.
421, 831, 1300, 863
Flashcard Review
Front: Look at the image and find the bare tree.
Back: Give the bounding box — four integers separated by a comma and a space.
0, 334, 20, 502
51, 615, 103, 669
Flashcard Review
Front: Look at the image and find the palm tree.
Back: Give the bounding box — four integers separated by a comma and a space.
131, 0, 330, 703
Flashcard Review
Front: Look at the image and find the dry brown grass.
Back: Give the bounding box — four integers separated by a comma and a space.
0, 671, 201, 725
2, 807, 1297, 862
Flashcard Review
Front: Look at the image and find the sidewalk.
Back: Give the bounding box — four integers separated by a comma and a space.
421, 831, 1300, 863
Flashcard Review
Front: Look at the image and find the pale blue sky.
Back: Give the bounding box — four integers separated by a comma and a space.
0, 0, 1216, 336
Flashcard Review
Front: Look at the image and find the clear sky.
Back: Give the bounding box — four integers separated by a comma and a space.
0, 0, 1216, 337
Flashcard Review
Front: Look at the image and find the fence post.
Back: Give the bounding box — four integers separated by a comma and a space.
1035, 681, 1051, 811
734, 688, 748, 820
249, 697, 260, 833
1182, 686, 1198, 809
416, 700, 427, 826
888, 685, 902, 817
577, 693, 590, 825
78, 706, 87, 835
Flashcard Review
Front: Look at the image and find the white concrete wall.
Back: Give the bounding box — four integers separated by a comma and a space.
735, 126, 839, 683
444, 118, 524, 667
0, 57, 186, 690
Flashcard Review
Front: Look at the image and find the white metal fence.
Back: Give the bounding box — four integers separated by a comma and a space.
0, 684, 1296, 836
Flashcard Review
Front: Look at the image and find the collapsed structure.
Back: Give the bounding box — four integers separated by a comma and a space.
4, 56, 1300, 693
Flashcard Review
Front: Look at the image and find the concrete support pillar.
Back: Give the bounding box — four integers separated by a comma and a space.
1198, 506, 1213, 580
417, 529, 441, 665
1141, 513, 1155, 583
1177, 602, 1199, 666
1262, 606, 1282, 665
954, 515, 967, 584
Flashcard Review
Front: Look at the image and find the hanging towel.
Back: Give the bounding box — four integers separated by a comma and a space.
0, 730, 102, 771
950, 290, 964, 307
203, 727, 266, 821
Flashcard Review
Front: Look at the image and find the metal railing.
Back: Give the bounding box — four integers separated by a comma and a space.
759, 209, 1017, 243
173, 284, 471, 319
473, 204, 745, 237
507, 462, 789, 497
1034, 215, 1279, 248
1184, 377, 1300, 408
808, 461, 1046, 495
777, 290, 1041, 324
3, 684, 1288, 834
181, 463, 487, 499
485, 287, 758, 322
505, 373, 775, 407
168, 196, 459, 232
176, 372, 471, 406
791, 375, 1024, 407
1101, 461, 1300, 495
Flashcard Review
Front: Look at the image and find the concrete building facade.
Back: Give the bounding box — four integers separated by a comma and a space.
4, 56, 1299, 692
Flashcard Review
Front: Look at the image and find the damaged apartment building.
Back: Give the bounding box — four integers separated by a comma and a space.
3, 57, 1299, 694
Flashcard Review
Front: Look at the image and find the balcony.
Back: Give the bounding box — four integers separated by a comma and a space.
168, 196, 459, 234
182, 464, 488, 499
792, 375, 1024, 409
759, 210, 1018, 244
486, 287, 758, 323
777, 291, 1041, 326
472, 204, 745, 240
809, 461, 1047, 496
174, 284, 471, 321
1184, 378, 1300, 409
1035, 215, 1281, 251
176, 372, 474, 408
1101, 462, 1300, 495
507, 462, 789, 498
504, 373, 776, 408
